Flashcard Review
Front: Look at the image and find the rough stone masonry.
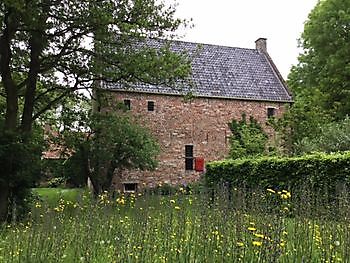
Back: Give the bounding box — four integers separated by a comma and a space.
103, 38, 293, 192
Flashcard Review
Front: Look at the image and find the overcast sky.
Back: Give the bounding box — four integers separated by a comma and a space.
170, 0, 319, 79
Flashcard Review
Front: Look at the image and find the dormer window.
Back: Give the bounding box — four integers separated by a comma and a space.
147, 101, 154, 112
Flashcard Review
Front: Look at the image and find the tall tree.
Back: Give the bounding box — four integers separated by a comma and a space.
50, 94, 160, 195
0, 0, 191, 221
291, 0, 350, 119
63, 110, 160, 195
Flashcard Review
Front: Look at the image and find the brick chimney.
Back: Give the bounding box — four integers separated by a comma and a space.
255, 38, 267, 53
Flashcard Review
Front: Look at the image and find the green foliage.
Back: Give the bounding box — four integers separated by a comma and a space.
0, 0, 191, 220
32, 188, 84, 207
61, 153, 88, 188
0, 96, 5, 121
296, 116, 350, 154
43, 93, 160, 192
291, 0, 350, 119
61, 109, 160, 193
205, 152, 350, 192
91, 112, 159, 172
270, 89, 332, 155
228, 114, 268, 159
281, 0, 350, 155
148, 183, 178, 195
46, 177, 66, 188
42, 156, 88, 189
0, 129, 44, 220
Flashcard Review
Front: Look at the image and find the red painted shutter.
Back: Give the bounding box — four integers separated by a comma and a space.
195, 157, 205, 172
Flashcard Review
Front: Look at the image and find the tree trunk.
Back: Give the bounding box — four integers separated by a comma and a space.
21, 3, 48, 133
0, 10, 19, 132
104, 164, 116, 191
81, 146, 101, 196
0, 10, 19, 222
21, 33, 42, 133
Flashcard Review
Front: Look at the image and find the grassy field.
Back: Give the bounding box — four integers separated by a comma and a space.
32, 188, 83, 207
0, 187, 349, 262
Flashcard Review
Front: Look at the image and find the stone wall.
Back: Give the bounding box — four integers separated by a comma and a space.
108, 91, 287, 191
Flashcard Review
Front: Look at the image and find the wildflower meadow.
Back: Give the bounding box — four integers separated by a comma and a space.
0, 185, 349, 262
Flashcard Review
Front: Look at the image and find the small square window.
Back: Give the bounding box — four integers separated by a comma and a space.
123, 183, 138, 193
147, 101, 154, 111
267, 107, 276, 118
124, 99, 131, 110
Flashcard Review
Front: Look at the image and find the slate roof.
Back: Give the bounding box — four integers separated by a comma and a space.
103, 39, 293, 103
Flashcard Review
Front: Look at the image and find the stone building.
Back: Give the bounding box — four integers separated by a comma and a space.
101, 38, 293, 192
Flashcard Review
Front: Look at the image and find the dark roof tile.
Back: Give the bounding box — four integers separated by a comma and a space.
104, 39, 293, 103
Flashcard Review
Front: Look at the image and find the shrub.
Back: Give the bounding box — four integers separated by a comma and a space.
205, 152, 350, 193
228, 114, 269, 159
47, 177, 66, 188
296, 116, 350, 154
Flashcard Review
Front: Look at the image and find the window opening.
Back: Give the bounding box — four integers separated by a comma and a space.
123, 183, 137, 193
185, 145, 194, 170
267, 107, 275, 118
124, 99, 131, 110
147, 101, 154, 111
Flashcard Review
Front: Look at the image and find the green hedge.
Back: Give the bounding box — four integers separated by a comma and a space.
205, 152, 350, 192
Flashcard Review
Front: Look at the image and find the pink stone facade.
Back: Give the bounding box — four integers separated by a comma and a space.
109, 91, 287, 191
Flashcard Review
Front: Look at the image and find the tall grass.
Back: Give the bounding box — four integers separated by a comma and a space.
0, 186, 349, 262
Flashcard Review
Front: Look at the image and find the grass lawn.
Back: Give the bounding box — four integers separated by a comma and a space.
32, 188, 84, 207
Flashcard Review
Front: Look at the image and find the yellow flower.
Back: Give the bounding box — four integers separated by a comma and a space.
254, 233, 265, 239
237, 242, 244, 247
116, 197, 125, 205
170, 199, 176, 204
252, 241, 262, 246
248, 227, 257, 231
267, 188, 276, 194
280, 190, 291, 199
174, 206, 180, 210
281, 194, 289, 200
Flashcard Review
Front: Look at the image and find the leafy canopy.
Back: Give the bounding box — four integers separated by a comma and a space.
296, 116, 350, 154
51, 93, 160, 194
0, 0, 192, 132
291, 0, 350, 119
0, 0, 191, 220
